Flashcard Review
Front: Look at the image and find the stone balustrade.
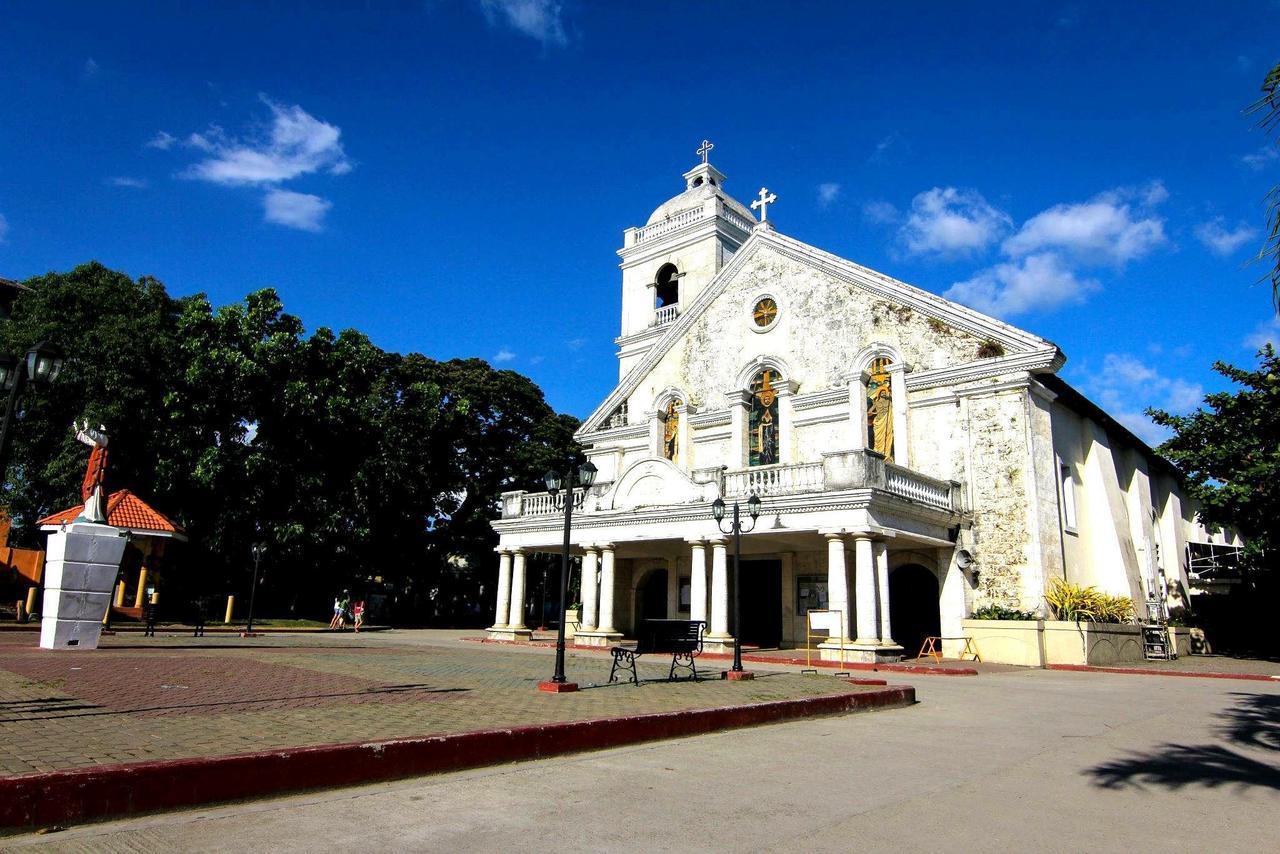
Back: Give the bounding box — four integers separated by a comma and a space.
652, 303, 679, 326
499, 450, 964, 520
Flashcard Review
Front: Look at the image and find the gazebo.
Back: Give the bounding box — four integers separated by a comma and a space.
38, 490, 187, 617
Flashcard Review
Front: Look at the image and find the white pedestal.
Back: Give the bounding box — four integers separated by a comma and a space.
39, 522, 127, 650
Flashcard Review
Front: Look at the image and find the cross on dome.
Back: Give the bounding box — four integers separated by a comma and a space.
751, 187, 777, 222
696, 139, 714, 164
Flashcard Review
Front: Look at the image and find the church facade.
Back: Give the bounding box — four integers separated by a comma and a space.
487, 150, 1209, 662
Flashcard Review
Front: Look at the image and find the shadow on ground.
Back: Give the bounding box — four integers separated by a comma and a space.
1088, 693, 1280, 791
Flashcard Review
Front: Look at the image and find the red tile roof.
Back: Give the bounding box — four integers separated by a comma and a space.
38, 490, 187, 539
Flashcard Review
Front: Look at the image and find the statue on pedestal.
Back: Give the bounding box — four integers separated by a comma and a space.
73, 421, 109, 524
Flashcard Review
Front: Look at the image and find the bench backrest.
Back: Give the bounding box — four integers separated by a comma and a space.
634, 619, 704, 655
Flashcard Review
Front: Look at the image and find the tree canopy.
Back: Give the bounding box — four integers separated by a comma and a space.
1, 262, 580, 621
1148, 345, 1279, 566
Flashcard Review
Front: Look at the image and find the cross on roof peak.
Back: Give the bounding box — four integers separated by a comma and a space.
696, 139, 714, 164
750, 187, 778, 222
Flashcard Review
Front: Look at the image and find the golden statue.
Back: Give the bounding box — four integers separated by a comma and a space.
867, 358, 894, 462
662, 399, 681, 463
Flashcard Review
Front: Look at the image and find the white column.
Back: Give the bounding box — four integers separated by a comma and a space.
709, 538, 730, 639
492, 550, 512, 628
777, 384, 796, 465
850, 372, 869, 451
887, 363, 909, 467
853, 536, 877, 644
875, 541, 895, 646
939, 547, 967, 658
598, 544, 618, 633
727, 390, 751, 468
508, 550, 528, 630
580, 546, 600, 631
825, 533, 852, 642
688, 540, 708, 624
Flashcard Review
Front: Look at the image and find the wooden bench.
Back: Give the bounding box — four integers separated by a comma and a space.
609, 619, 705, 685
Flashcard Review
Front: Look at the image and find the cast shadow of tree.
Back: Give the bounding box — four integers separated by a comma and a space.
1088, 693, 1280, 792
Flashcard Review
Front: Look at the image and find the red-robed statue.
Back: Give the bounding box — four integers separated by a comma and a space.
74, 421, 109, 524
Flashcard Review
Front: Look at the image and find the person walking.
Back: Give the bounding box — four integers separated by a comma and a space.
353, 599, 365, 632
329, 593, 344, 630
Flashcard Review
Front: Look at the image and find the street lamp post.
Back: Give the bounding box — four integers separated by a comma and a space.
712, 492, 761, 676
0, 341, 65, 483
246, 543, 266, 634
539, 460, 598, 693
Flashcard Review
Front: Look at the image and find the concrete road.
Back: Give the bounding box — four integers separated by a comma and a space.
6, 668, 1279, 853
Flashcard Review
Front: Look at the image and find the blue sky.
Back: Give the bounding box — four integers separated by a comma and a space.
1, 2, 1278, 443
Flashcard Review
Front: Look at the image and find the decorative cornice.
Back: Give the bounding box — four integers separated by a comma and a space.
904, 348, 1064, 392
580, 423, 649, 445
688, 409, 731, 428
792, 387, 848, 411
793, 410, 849, 428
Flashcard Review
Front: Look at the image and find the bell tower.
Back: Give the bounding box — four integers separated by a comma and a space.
614, 142, 756, 378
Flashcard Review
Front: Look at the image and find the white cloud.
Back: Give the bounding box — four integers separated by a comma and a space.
1001, 185, 1166, 265
0, 213, 8, 242
83, 58, 99, 77
107, 176, 148, 189
262, 189, 331, 232
869, 133, 898, 163
566, 337, 586, 350
862, 200, 899, 225
943, 252, 1100, 318
1241, 145, 1279, 170
183, 97, 351, 186
479, 0, 568, 47
493, 348, 517, 363
816, 183, 841, 208
899, 187, 1012, 256
1244, 316, 1280, 350
1080, 353, 1203, 445
146, 131, 177, 150
1194, 218, 1258, 256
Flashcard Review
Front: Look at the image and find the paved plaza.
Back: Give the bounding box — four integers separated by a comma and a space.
8, 664, 1278, 853
0, 630, 887, 778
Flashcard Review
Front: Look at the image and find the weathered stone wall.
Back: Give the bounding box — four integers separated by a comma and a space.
625, 243, 988, 430
962, 387, 1035, 610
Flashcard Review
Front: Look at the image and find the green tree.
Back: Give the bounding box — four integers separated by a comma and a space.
2, 263, 580, 623
1147, 345, 1280, 565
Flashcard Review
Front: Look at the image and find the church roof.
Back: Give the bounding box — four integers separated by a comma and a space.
38, 489, 188, 540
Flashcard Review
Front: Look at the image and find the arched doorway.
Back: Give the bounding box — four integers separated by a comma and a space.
889, 564, 940, 658
634, 568, 668, 630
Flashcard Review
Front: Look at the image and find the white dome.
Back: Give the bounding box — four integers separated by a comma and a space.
644, 162, 755, 226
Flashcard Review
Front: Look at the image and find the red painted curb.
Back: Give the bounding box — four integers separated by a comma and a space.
1047, 664, 1280, 682
0, 685, 913, 830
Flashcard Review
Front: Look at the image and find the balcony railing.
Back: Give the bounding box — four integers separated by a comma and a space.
724, 462, 824, 497
652, 303, 679, 326
500, 450, 963, 520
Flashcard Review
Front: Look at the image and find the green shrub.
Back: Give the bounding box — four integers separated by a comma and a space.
971, 604, 1038, 620
1044, 578, 1135, 623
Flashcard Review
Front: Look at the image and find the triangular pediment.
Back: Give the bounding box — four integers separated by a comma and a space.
579, 228, 1062, 438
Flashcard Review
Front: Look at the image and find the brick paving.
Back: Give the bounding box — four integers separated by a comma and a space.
0, 631, 882, 778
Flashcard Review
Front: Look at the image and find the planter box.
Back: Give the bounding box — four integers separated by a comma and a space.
962, 619, 1151, 666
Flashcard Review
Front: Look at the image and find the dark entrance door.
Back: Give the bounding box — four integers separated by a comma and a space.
889, 564, 941, 658
636, 568, 668, 627
736, 559, 782, 648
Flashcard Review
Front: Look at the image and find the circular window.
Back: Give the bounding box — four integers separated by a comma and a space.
752, 296, 779, 331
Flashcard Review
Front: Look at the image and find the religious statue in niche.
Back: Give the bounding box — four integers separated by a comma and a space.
867, 358, 894, 462
74, 421, 110, 523
662, 398, 681, 463
749, 369, 780, 466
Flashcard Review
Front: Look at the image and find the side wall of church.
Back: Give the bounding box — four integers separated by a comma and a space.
961, 386, 1040, 610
